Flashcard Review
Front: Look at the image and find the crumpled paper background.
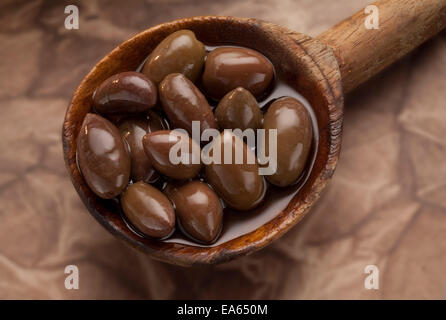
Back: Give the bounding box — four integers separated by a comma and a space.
0, 0, 445, 299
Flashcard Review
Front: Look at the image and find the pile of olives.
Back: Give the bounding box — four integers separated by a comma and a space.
76, 30, 313, 244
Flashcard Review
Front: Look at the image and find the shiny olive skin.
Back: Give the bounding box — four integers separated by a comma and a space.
262, 97, 313, 187
165, 181, 223, 244
121, 181, 175, 238
142, 30, 206, 84
142, 130, 202, 180
205, 131, 265, 211
76, 113, 130, 199
202, 47, 274, 99
93, 72, 157, 114
118, 112, 166, 183
215, 87, 262, 130
159, 73, 217, 135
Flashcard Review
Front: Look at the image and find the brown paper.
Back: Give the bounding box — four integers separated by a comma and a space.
0, 0, 445, 299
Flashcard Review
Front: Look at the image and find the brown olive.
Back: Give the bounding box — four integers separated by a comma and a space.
76, 113, 130, 199
202, 47, 274, 99
142, 130, 202, 180
159, 73, 217, 136
121, 181, 175, 238
118, 112, 166, 183
262, 97, 313, 187
165, 181, 223, 244
93, 72, 157, 114
204, 131, 265, 211
215, 87, 262, 130
142, 30, 206, 84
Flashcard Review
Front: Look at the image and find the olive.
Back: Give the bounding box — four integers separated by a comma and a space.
165, 181, 223, 244
202, 47, 274, 99
159, 73, 217, 136
142, 30, 206, 84
204, 131, 265, 211
214, 87, 262, 130
262, 97, 313, 187
93, 72, 157, 114
76, 113, 130, 199
142, 130, 202, 180
118, 112, 166, 183
121, 181, 175, 238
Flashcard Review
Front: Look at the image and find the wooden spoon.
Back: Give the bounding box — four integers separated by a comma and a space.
62, 0, 446, 266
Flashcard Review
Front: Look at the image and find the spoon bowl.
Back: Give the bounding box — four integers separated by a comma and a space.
63, 16, 343, 266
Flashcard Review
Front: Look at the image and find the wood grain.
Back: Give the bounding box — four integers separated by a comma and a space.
318, 0, 446, 93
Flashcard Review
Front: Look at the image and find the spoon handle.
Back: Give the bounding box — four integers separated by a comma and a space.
317, 0, 446, 94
